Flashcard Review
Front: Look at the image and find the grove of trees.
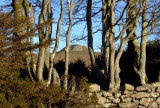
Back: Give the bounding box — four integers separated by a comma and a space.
0, 0, 160, 107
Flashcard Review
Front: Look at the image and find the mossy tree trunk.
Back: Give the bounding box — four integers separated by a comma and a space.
12, 0, 31, 79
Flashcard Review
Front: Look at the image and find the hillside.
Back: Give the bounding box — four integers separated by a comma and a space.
54, 45, 100, 66
31, 45, 100, 67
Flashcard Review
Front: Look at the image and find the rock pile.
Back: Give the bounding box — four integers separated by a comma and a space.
89, 82, 160, 108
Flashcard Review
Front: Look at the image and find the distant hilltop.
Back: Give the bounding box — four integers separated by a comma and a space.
32, 44, 100, 66
54, 44, 100, 66
59, 44, 88, 52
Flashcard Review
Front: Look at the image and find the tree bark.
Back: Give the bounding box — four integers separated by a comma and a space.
127, 0, 141, 81
86, 0, 106, 88
115, 40, 126, 89
126, 0, 139, 85
45, 0, 52, 69
46, 0, 64, 86
102, 0, 111, 77
37, 0, 52, 83
139, 0, 148, 84
103, 0, 142, 90
64, 0, 73, 90
12, 0, 31, 80
108, 0, 116, 90
28, 3, 36, 81
108, 40, 116, 90
134, 0, 148, 85
63, 0, 82, 90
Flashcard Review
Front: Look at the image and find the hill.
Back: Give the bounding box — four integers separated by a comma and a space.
31, 44, 100, 69
54, 45, 100, 66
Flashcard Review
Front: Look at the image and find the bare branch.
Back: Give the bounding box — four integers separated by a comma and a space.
73, 0, 83, 8
115, 3, 128, 25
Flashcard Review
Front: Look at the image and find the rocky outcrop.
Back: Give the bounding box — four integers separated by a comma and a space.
60, 44, 88, 52
89, 82, 160, 108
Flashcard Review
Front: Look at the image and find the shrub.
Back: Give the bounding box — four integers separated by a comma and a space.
0, 70, 66, 107
62, 77, 99, 108
0, 70, 99, 108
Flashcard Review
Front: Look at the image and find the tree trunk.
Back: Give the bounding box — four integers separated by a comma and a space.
108, 40, 116, 90
102, 0, 111, 77
37, 46, 45, 82
44, 1, 52, 69
134, 0, 148, 85
127, 0, 141, 78
64, 0, 74, 90
29, 3, 36, 81
139, 36, 148, 85
86, 0, 106, 88
12, 0, 31, 80
37, 0, 52, 83
45, 46, 50, 69
108, 0, 116, 90
46, 0, 64, 86
115, 40, 126, 89
63, 0, 82, 89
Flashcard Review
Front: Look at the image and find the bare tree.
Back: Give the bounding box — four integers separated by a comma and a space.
36, 0, 52, 83
134, 0, 159, 84
86, 0, 106, 89
64, 0, 82, 90
133, 0, 148, 85
32, 0, 64, 86
87, 0, 144, 90
46, 0, 64, 86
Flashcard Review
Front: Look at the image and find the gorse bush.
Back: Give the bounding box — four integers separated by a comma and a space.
0, 13, 27, 72
0, 71, 66, 107
0, 70, 99, 108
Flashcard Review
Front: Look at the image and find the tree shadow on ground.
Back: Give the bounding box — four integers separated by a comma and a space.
54, 59, 100, 86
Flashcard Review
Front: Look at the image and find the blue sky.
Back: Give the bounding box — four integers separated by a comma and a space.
0, 0, 158, 53
52, 0, 102, 52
